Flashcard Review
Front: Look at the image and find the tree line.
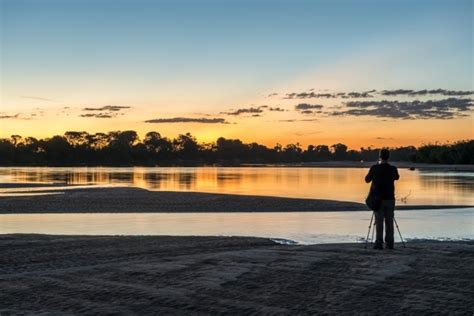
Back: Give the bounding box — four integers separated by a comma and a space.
0, 131, 472, 166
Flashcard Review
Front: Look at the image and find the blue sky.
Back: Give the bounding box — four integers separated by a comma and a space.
0, 0, 472, 147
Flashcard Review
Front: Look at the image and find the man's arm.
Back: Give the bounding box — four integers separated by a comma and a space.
393, 167, 400, 181
365, 166, 374, 183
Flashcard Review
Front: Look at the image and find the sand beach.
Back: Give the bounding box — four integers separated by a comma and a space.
0, 235, 472, 314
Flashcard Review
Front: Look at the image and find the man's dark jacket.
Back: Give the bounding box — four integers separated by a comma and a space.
365, 162, 400, 200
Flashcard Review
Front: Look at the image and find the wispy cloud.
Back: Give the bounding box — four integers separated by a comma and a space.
145, 117, 229, 124
79, 105, 131, 119
220, 105, 286, 116
82, 105, 131, 111
282, 88, 474, 99
380, 89, 474, 97
0, 113, 20, 119
221, 107, 264, 116
285, 92, 334, 99
285, 91, 375, 99
80, 113, 114, 118
279, 118, 319, 122
268, 107, 286, 112
21, 96, 55, 102
295, 103, 324, 110
294, 103, 324, 115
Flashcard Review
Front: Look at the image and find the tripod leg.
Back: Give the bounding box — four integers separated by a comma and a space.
371, 220, 376, 244
394, 217, 406, 248
365, 213, 374, 249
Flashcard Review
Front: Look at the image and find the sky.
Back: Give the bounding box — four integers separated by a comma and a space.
0, 0, 473, 148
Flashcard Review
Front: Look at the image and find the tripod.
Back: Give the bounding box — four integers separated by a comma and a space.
364, 212, 377, 249
364, 212, 406, 248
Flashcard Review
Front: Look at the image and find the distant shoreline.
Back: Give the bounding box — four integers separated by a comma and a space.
242, 161, 474, 171
0, 186, 472, 214
1, 161, 473, 171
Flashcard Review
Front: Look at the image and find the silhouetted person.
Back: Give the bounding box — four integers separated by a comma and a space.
365, 149, 400, 249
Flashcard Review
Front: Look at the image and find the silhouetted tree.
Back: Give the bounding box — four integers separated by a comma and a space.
144, 132, 173, 163
282, 143, 302, 162
0, 139, 15, 164
0, 131, 470, 166
173, 133, 200, 161
105, 131, 139, 164
411, 140, 474, 164
331, 143, 348, 160
42, 136, 73, 165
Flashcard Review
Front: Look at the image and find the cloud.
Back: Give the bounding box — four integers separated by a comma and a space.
283, 88, 473, 99
80, 113, 113, 118
82, 105, 131, 111
286, 92, 334, 99
329, 98, 473, 119
145, 117, 229, 124
268, 93, 278, 97
221, 107, 264, 116
0, 113, 20, 119
21, 96, 55, 102
221, 105, 286, 116
279, 118, 319, 122
379, 89, 414, 96
268, 107, 286, 112
79, 105, 131, 119
380, 89, 474, 97
0, 113, 33, 120
295, 103, 324, 111
285, 91, 375, 99
345, 91, 374, 98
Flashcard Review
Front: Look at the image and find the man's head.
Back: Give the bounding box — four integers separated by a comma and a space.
379, 148, 390, 161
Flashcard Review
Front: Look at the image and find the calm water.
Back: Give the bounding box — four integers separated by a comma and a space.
1, 167, 473, 205
1, 209, 472, 244
1, 167, 473, 243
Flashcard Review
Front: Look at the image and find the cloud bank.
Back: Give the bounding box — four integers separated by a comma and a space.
282, 89, 473, 99
380, 89, 474, 97
145, 117, 229, 124
329, 98, 473, 119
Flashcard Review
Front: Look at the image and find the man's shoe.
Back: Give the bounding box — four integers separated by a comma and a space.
386, 245, 394, 249
373, 244, 383, 250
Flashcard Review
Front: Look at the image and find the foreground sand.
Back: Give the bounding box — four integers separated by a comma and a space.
1, 187, 471, 213
1, 235, 472, 314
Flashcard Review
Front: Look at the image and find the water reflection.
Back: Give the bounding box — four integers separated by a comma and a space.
0, 167, 473, 205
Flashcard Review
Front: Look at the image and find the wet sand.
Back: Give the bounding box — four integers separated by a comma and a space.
0, 235, 472, 314
1, 186, 471, 214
